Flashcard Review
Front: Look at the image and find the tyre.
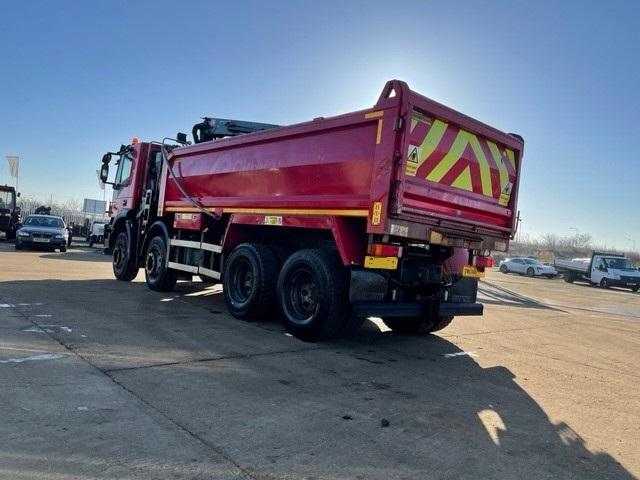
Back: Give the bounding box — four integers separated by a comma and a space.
14, 244, 22, 250
144, 235, 177, 291
89, 237, 94, 247
60, 246, 67, 253
545, 274, 556, 279
499, 264, 508, 274
223, 243, 278, 320
564, 272, 574, 283
6, 230, 16, 240
600, 278, 610, 289
112, 232, 139, 281
526, 267, 535, 277
277, 249, 348, 342
382, 315, 453, 334
632, 286, 639, 293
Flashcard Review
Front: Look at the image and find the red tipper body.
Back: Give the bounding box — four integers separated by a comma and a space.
160, 80, 523, 253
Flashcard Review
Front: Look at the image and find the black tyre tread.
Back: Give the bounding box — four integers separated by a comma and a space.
427, 315, 454, 332
526, 267, 535, 277
145, 236, 177, 292
223, 243, 279, 320
277, 249, 348, 342
383, 314, 454, 334
113, 232, 138, 281
60, 247, 67, 253
268, 245, 292, 269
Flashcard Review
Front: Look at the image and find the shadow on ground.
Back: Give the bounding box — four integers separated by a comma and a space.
0, 278, 635, 479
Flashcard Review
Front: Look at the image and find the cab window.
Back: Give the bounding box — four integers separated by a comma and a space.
115, 154, 133, 186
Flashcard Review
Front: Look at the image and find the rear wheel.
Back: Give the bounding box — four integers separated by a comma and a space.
382, 315, 453, 334
59, 246, 67, 253
600, 278, 610, 289
632, 286, 639, 292
277, 249, 348, 342
113, 232, 139, 281
223, 243, 278, 320
145, 235, 177, 291
564, 272, 575, 283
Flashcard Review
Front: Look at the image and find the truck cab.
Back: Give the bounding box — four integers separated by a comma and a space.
589, 253, 640, 291
0, 185, 21, 239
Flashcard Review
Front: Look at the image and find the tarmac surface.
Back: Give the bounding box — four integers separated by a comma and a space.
0, 240, 638, 479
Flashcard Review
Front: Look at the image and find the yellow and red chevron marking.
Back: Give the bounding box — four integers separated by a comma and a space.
406, 112, 517, 205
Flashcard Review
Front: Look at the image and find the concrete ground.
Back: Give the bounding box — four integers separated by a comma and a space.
0, 240, 638, 479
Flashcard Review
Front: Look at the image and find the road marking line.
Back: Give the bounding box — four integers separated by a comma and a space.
23, 325, 72, 334
0, 353, 65, 364
0, 304, 15, 308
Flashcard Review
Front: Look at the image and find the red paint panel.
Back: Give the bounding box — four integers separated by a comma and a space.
165, 123, 377, 210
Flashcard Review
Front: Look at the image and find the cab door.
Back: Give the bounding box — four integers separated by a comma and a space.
110, 149, 138, 218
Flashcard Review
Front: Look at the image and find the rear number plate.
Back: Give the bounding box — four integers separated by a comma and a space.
33, 238, 50, 243
462, 266, 484, 278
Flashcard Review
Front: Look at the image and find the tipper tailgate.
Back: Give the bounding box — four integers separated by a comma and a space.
394, 87, 524, 245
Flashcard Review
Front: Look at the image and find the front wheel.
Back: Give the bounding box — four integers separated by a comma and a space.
144, 236, 177, 291
277, 249, 348, 342
632, 286, 639, 293
113, 232, 139, 281
526, 267, 535, 277
600, 278, 610, 289
499, 264, 508, 274
59, 246, 67, 253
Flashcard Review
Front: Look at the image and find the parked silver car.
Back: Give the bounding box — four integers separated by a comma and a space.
499, 257, 557, 278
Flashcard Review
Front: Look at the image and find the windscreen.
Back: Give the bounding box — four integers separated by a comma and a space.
604, 257, 636, 270
0, 190, 15, 210
24, 216, 64, 228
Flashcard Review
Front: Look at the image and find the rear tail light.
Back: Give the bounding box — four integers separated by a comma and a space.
474, 256, 494, 268
369, 243, 403, 257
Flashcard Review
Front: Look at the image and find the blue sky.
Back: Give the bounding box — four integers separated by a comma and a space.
0, 0, 638, 250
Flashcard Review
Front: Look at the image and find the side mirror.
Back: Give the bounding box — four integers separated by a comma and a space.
102, 153, 112, 164
16, 192, 20, 197
100, 164, 110, 183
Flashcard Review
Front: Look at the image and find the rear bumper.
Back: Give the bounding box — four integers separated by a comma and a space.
352, 301, 483, 318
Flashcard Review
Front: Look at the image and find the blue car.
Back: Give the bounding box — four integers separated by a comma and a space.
15, 215, 68, 252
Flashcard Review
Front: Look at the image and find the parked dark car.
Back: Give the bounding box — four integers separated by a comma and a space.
15, 215, 68, 252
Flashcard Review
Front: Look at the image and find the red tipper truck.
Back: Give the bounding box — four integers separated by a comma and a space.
99, 80, 523, 342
